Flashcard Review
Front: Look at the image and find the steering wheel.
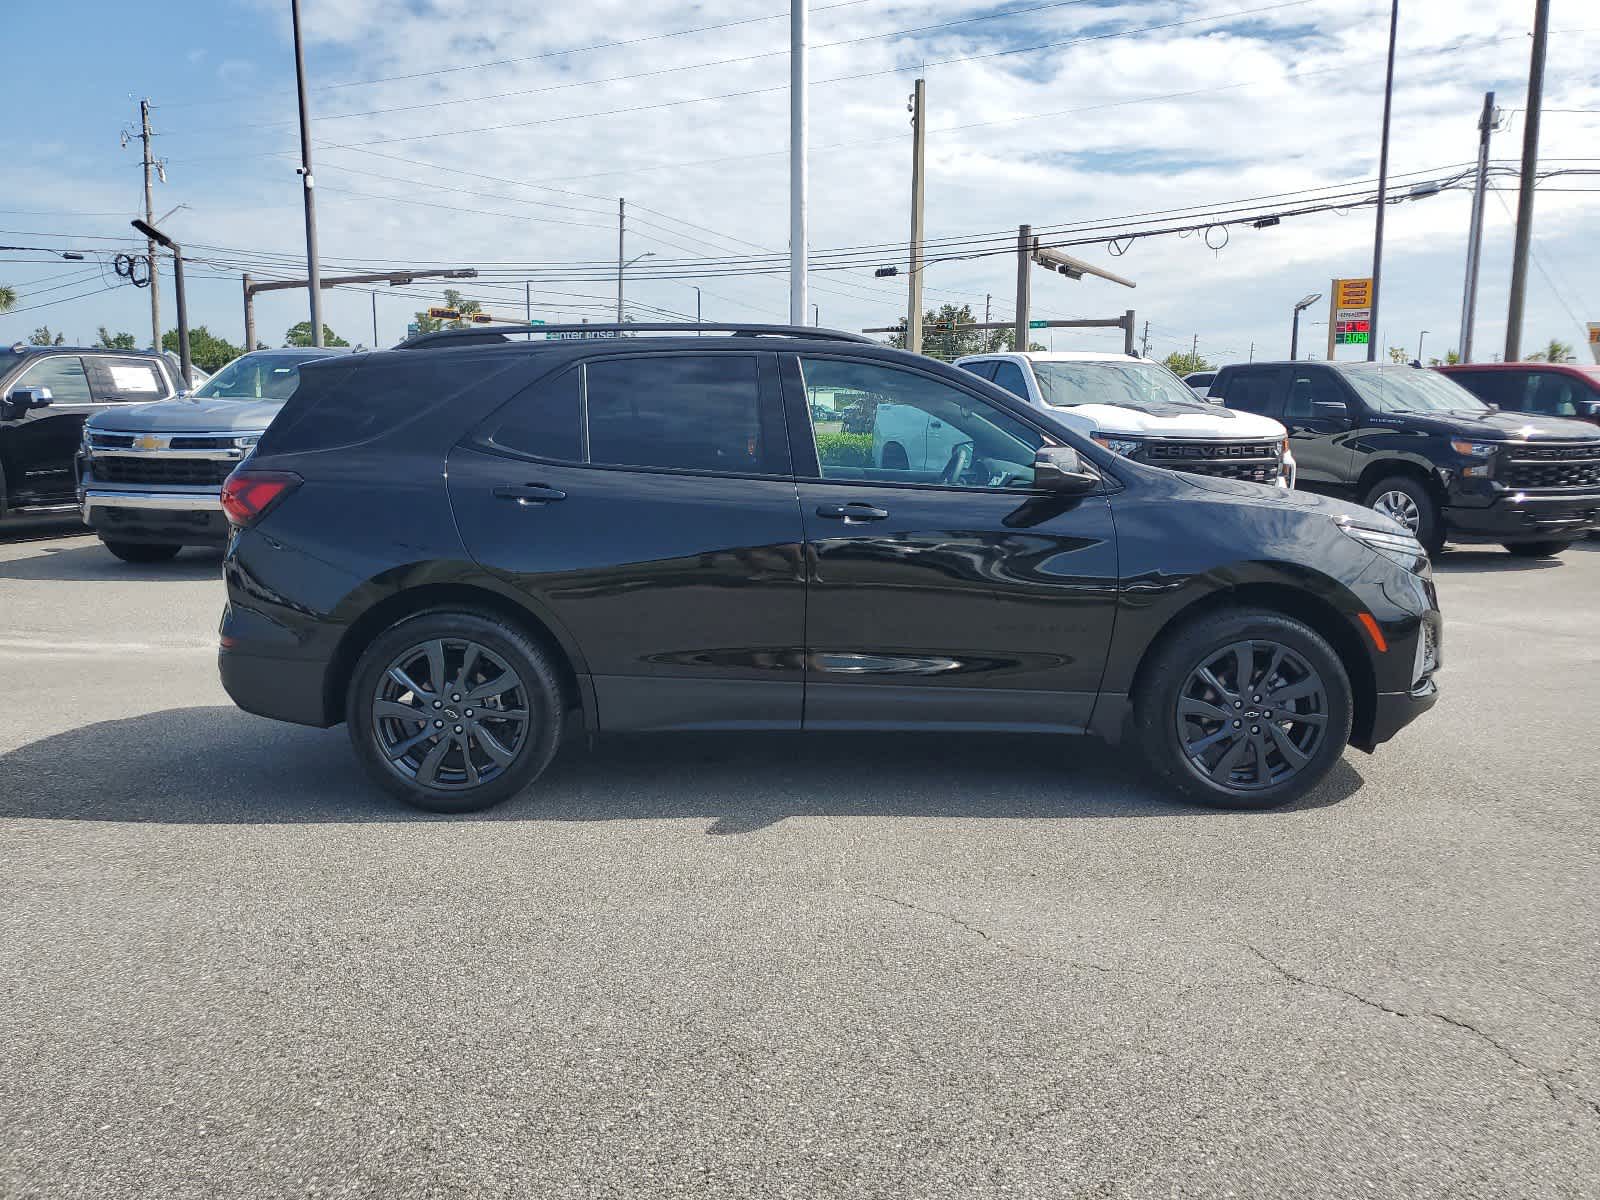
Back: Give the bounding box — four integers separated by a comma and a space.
940, 442, 975, 485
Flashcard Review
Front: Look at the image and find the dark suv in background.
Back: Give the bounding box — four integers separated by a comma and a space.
0, 343, 180, 522
217, 324, 1440, 816
1208, 360, 1600, 556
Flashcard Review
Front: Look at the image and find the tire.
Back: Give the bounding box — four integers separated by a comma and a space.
103, 541, 182, 563
1362, 474, 1442, 555
346, 610, 564, 814
1133, 608, 1354, 810
1502, 540, 1572, 558
881, 442, 910, 470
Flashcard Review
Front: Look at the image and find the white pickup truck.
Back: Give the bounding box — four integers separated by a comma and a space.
923, 351, 1296, 489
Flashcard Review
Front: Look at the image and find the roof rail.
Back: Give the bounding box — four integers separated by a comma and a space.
395, 322, 877, 349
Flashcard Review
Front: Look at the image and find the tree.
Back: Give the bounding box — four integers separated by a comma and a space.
886, 303, 1021, 363
1527, 338, 1573, 364
413, 288, 482, 333
1427, 350, 1462, 367
1388, 345, 1409, 364
96, 327, 138, 350
284, 322, 350, 347
162, 325, 243, 373
29, 326, 65, 346
1163, 350, 1212, 376
0, 285, 15, 314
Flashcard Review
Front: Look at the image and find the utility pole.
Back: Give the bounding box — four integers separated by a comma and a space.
907, 77, 926, 354
984, 294, 992, 325
1249, 342, 1255, 362
1506, 0, 1550, 362
525, 281, 533, 341
1458, 91, 1495, 362
616, 198, 626, 322
371, 291, 378, 347
133, 219, 189, 387
290, 0, 324, 347
1190, 333, 1199, 360
1367, 0, 1399, 362
1140, 320, 1150, 357
1013, 224, 1032, 349
135, 100, 162, 352
242, 272, 255, 351
789, 1, 808, 324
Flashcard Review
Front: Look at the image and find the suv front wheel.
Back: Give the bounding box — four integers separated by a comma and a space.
1133, 609, 1354, 809
347, 611, 565, 814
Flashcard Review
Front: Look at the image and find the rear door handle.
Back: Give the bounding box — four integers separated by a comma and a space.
493, 483, 567, 504
816, 502, 889, 523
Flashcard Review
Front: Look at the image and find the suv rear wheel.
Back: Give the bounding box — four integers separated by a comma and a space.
1133, 609, 1353, 809
347, 611, 564, 814
103, 541, 182, 563
1362, 475, 1442, 554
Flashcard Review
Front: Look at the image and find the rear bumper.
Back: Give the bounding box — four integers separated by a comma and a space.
218, 601, 337, 727
80, 486, 229, 546
1443, 490, 1600, 543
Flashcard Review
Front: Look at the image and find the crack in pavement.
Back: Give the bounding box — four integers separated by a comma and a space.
855, 891, 1117, 974
1246, 945, 1597, 1118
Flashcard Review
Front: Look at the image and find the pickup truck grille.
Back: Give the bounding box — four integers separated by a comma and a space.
1499, 442, 1600, 490
1139, 440, 1281, 485
92, 457, 234, 487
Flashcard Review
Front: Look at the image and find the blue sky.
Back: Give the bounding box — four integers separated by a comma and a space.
4, 0, 1597, 363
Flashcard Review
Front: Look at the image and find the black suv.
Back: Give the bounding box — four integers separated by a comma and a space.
1209, 360, 1600, 555
218, 324, 1441, 814
0, 344, 181, 521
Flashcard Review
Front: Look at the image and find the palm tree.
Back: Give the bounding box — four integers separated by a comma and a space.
1527, 338, 1573, 363
0, 284, 16, 314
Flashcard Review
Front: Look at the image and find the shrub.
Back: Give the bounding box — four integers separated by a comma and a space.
814, 431, 873, 466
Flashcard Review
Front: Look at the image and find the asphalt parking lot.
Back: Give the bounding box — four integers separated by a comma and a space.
2, 525, 1597, 1199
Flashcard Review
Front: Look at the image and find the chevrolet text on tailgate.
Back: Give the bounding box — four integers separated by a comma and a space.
213, 323, 1441, 816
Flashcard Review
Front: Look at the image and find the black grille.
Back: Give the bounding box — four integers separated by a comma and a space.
1140, 440, 1281, 485
1500, 443, 1600, 490
92, 457, 233, 486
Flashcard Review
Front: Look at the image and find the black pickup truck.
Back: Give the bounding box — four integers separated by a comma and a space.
1208, 360, 1600, 556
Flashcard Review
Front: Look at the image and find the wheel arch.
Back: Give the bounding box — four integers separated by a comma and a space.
1123, 580, 1378, 751
1356, 455, 1444, 507
324, 579, 594, 732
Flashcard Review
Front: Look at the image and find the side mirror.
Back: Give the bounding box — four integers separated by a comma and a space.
1579, 399, 1600, 420
1033, 446, 1099, 494
1, 386, 52, 421
1312, 399, 1352, 424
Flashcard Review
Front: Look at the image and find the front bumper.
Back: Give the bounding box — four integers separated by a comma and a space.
1441, 489, 1600, 543
1366, 677, 1440, 748
79, 486, 229, 545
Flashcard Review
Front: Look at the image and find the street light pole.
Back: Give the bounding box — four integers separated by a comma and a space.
289, 0, 324, 348
132, 219, 189, 387
1291, 292, 1322, 360
1417, 330, 1429, 362
1367, 0, 1399, 363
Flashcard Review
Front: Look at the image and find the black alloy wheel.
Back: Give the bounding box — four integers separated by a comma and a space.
1175, 641, 1328, 793
1134, 608, 1354, 809
348, 611, 563, 813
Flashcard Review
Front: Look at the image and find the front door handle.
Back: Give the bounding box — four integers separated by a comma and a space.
816, 502, 890, 523
493, 483, 567, 504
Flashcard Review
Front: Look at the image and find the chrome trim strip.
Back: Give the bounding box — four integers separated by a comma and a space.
88, 447, 245, 460
81, 489, 223, 515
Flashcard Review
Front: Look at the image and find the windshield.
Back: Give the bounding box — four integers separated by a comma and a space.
191, 352, 315, 401
1031, 360, 1211, 414
1343, 366, 1490, 415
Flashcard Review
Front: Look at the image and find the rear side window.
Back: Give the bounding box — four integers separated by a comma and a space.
1222, 368, 1285, 417
482, 367, 582, 461
989, 360, 1030, 400
86, 357, 166, 402
585, 354, 768, 474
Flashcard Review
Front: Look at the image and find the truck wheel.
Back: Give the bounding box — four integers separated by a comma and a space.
1362, 475, 1442, 554
881, 442, 909, 470
103, 541, 182, 563
1133, 608, 1353, 810
1502, 540, 1572, 558
347, 611, 564, 814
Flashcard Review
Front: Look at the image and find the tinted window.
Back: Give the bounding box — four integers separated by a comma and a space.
195, 351, 324, 401
1526, 373, 1583, 418
1444, 370, 1525, 409
88, 357, 166, 402
990, 360, 1031, 400
959, 360, 998, 381
799, 357, 1044, 489
585, 354, 766, 474
1285, 368, 1346, 418
483, 367, 582, 461
1222, 368, 1284, 417
16, 355, 92, 404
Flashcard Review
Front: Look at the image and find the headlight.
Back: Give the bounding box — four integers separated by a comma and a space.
1337, 519, 1428, 570
1450, 439, 1497, 458
1091, 434, 1142, 457
234, 434, 261, 449
80, 422, 94, 449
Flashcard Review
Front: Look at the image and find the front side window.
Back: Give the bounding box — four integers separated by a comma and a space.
799, 357, 1043, 489
1285, 369, 1346, 418
1526, 373, 1581, 418
16, 355, 92, 403
585, 354, 766, 474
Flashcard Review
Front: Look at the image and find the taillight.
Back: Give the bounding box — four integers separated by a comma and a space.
220, 469, 301, 527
